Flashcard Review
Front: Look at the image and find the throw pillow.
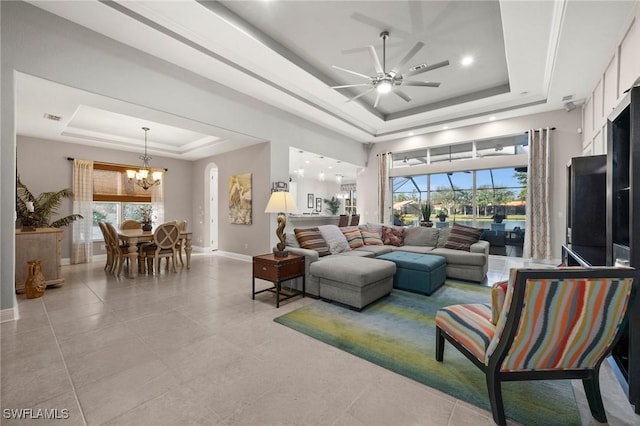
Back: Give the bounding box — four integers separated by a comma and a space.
318, 225, 351, 254
403, 227, 439, 247
436, 228, 451, 248
444, 223, 483, 251
341, 228, 364, 249
361, 230, 383, 246
490, 280, 508, 325
382, 225, 404, 247
294, 227, 330, 257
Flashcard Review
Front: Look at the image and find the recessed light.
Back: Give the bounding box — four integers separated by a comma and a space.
443, 125, 449, 130
461, 56, 474, 66
328, 166, 333, 169
408, 132, 414, 136
489, 116, 496, 121
305, 160, 310, 164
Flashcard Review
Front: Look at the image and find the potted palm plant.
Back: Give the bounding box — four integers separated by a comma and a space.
436, 208, 448, 222
323, 196, 341, 215
16, 177, 83, 230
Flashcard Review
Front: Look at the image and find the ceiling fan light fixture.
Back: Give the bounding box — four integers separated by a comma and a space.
376, 79, 392, 94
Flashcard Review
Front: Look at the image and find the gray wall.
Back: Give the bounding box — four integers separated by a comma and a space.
192, 143, 272, 256
16, 136, 193, 260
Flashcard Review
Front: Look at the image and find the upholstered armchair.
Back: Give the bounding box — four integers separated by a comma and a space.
435, 267, 636, 426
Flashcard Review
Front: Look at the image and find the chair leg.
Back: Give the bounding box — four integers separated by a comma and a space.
436, 326, 445, 362
486, 370, 507, 426
156, 255, 161, 275
582, 366, 607, 423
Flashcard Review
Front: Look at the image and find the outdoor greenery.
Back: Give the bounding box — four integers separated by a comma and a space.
16, 177, 83, 228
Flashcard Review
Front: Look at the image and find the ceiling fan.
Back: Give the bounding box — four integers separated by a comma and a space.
331, 31, 450, 108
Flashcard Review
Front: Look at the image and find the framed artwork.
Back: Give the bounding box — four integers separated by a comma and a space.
315, 197, 322, 213
229, 173, 252, 224
307, 193, 314, 208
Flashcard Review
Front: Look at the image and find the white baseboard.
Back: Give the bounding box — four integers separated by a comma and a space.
215, 251, 252, 262
1, 307, 19, 323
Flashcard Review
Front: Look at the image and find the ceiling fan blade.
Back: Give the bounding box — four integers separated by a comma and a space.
368, 45, 384, 75
394, 89, 412, 103
406, 60, 450, 77
347, 87, 376, 103
330, 83, 373, 89
332, 65, 371, 80
391, 41, 424, 73
373, 92, 381, 109
403, 81, 440, 87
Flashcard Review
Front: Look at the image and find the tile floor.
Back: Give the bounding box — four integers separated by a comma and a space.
1, 253, 638, 425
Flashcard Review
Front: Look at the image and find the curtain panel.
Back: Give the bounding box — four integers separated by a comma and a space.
378, 153, 390, 223
524, 128, 552, 260
71, 159, 94, 264
150, 172, 165, 227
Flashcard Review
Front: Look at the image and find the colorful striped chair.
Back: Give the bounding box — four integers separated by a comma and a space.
435, 267, 636, 426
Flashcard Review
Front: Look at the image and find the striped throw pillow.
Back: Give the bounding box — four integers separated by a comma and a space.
443, 223, 483, 251
342, 228, 364, 249
361, 230, 383, 246
294, 227, 330, 257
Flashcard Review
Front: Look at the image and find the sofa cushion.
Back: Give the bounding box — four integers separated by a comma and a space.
361, 230, 383, 246
294, 227, 330, 257
436, 228, 451, 248
341, 228, 364, 249
364, 222, 383, 236
356, 245, 393, 256
318, 225, 351, 254
430, 248, 487, 266
444, 223, 483, 251
403, 227, 439, 246
382, 226, 404, 246
392, 245, 436, 254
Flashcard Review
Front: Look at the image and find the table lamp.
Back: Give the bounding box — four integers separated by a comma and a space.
264, 191, 299, 257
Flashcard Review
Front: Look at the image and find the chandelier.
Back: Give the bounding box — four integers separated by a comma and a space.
126, 127, 162, 190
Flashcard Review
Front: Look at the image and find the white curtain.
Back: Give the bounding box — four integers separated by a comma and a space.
378, 152, 390, 223
71, 159, 94, 264
151, 171, 165, 226
524, 128, 552, 260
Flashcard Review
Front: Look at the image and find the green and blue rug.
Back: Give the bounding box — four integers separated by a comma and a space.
274, 281, 581, 425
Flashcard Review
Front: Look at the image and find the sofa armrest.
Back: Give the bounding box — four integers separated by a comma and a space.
286, 247, 320, 263
470, 240, 490, 255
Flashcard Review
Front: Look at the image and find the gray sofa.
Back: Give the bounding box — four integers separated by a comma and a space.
284, 224, 489, 297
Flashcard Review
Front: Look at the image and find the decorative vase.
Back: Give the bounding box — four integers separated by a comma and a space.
142, 222, 152, 232
439, 216, 446, 222
25, 259, 46, 299
420, 221, 434, 228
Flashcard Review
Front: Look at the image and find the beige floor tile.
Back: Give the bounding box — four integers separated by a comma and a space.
2, 253, 637, 426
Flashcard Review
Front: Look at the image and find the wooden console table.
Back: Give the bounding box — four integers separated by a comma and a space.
15, 228, 64, 293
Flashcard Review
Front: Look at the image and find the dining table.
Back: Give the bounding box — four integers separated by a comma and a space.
117, 228, 193, 278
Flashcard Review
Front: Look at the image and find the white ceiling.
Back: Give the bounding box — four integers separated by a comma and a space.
18, 0, 638, 173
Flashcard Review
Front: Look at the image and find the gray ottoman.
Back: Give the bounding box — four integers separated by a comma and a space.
377, 251, 446, 295
310, 257, 396, 310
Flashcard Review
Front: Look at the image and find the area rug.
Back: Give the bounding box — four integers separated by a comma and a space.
274, 281, 581, 425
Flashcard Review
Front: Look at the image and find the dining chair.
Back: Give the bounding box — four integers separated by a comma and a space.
349, 214, 360, 226
435, 267, 636, 426
174, 220, 188, 267
338, 214, 349, 227
120, 219, 141, 230
140, 222, 180, 274
98, 222, 114, 271
105, 222, 130, 276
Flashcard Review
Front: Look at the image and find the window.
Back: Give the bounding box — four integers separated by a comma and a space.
392, 167, 527, 229
92, 163, 152, 240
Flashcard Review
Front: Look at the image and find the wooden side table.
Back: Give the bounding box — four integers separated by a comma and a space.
252, 253, 305, 308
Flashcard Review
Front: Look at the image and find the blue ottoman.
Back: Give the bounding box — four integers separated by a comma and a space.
377, 252, 447, 295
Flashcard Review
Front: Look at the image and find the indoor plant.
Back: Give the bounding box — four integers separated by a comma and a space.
420, 203, 433, 227
16, 177, 83, 229
323, 196, 341, 215
136, 205, 154, 231
436, 208, 448, 222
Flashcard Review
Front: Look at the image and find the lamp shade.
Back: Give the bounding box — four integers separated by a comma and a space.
265, 191, 299, 214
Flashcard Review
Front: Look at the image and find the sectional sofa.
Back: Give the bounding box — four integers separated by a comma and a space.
284, 223, 489, 297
